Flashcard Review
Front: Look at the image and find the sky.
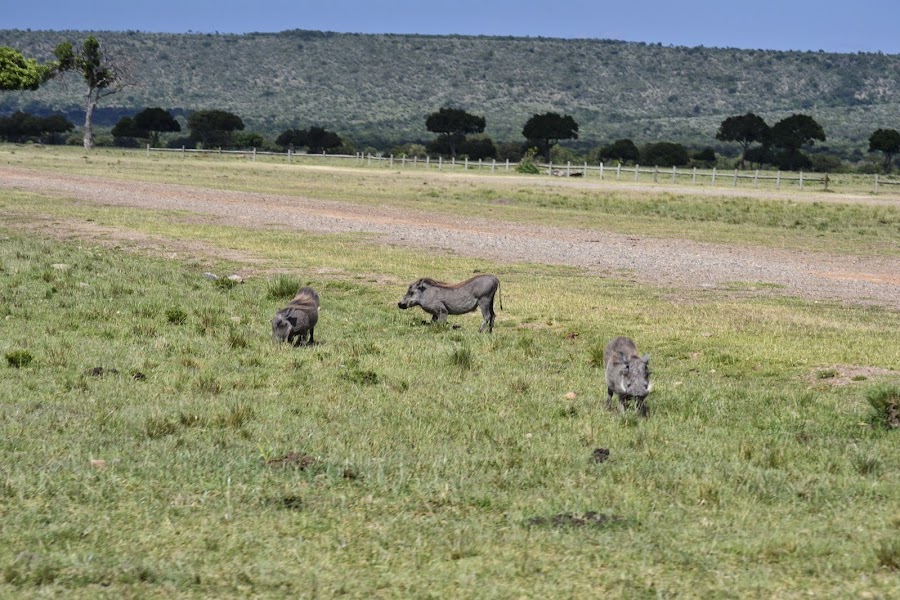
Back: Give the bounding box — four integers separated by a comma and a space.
2, 0, 899, 55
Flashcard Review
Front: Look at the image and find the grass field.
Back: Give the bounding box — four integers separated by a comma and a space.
1, 146, 899, 597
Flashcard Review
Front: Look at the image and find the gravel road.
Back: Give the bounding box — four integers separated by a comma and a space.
2, 166, 898, 309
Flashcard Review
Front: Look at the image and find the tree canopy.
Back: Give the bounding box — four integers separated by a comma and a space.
187, 109, 245, 148
868, 128, 900, 174
715, 112, 770, 169
599, 139, 640, 164
522, 112, 578, 162
275, 126, 342, 154
0, 46, 54, 90
0, 111, 74, 144
111, 108, 181, 146
642, 141, 690, 167
425, 107, 485, 158
54, 36, 128, 150
770, 114, 825, 171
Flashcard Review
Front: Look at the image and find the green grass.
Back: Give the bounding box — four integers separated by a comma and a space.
1, 214, 898, 597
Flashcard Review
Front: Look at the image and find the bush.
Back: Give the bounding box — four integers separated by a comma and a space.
866, 385, 900, 429
642, 141, 690, 167
5, 350, 33, 368
516, 148, 541, 174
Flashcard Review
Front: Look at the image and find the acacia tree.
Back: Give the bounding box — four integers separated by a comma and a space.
187, 109, 244, 148
0, 46, 54, 90
522, 112, 578, 163
599, 139, 640, 164
425, 107, 485, 159
276, 126, 342, 153
134, 107, 181, 146
715, 112, 770, 169
54, 36, 129, 150
868, 128, 900, 174
770, 114, 825, 171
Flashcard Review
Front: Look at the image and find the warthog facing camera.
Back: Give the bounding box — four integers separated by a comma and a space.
271, 286, 320, 346
398, 274, 501, 333
604, 336, 652, 416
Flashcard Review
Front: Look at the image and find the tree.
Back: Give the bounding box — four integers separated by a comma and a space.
134, 107, 181, 146
0, 111, 73, 144
0, 46, 54, 90
187, 109, 244, 148
54, 36, 129, 150
425, 107, 485, 159
111, 116, 143, 140
715, 112, 770, 170
693, 147, 717, 166
275, 126, 342, 154
599, 139, 640, 164
642, 142, 690, 167
868, 128, 900, 174
770, 114, 825, 170
522, 112, 578, 162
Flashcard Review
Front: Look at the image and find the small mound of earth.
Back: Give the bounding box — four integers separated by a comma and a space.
526, 512, 624, 529
806, 365, 900, 387
265, 452, 316, 469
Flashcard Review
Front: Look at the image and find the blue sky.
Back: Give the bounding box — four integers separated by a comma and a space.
3, 0, 898, 54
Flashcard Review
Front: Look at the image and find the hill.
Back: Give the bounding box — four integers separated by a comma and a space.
1, 29, 899, 154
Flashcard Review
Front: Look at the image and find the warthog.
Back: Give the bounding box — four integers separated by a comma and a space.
398, 274, 501, 333
271, 287, 320, 346
603, 336, 652, 416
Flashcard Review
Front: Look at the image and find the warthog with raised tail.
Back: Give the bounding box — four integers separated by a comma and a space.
398, 274, 501, 333
604, 336, 652, 416
271, 286, 320, 346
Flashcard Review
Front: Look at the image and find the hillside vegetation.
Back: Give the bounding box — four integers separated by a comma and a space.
1, 29, 899, 153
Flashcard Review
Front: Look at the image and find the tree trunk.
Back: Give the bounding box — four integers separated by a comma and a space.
83, 90, 96, 150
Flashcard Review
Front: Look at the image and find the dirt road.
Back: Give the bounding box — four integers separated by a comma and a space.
2, 166, 898, 309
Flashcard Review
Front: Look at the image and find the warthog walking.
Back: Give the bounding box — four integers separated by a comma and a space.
398, 274, 501, 333
603, 336, 652, 416
271, 286, 320, 346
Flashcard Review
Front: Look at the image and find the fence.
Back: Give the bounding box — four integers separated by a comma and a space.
147, 145, 899, 195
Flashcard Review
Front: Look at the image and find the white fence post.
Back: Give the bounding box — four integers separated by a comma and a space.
390, 154, 394, 168
634, 164, 639, 182
874, 174, 879, 194
754, 169, 759, 188
583, 162, 587, 177
776, 171, 781, 189
692, 167, 697, 184
653, 165, 658, 183
548, 161, 553, 175
616, 163, 621, 181
732, 169, 737, 187
439, 156, 442, 170
492, 159, 496, 172
672, 165, 676, 183
426, 155, 430, 168
146, 143, 150, 157
567, 161, 571, 176
599, 162, 604, 180
401, 156, 406, 169
799, 171, 804, 189
505, 158, 509, 172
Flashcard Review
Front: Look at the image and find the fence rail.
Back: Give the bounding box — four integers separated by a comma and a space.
147, 145, 899, 195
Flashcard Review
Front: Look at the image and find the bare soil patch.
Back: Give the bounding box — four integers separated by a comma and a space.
806, 365, 900, 387
3, 166, 899, 309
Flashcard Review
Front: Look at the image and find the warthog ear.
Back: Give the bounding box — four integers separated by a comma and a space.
642, 353, 651, 364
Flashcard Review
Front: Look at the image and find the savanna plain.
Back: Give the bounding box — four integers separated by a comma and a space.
0, 146, 899, 598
